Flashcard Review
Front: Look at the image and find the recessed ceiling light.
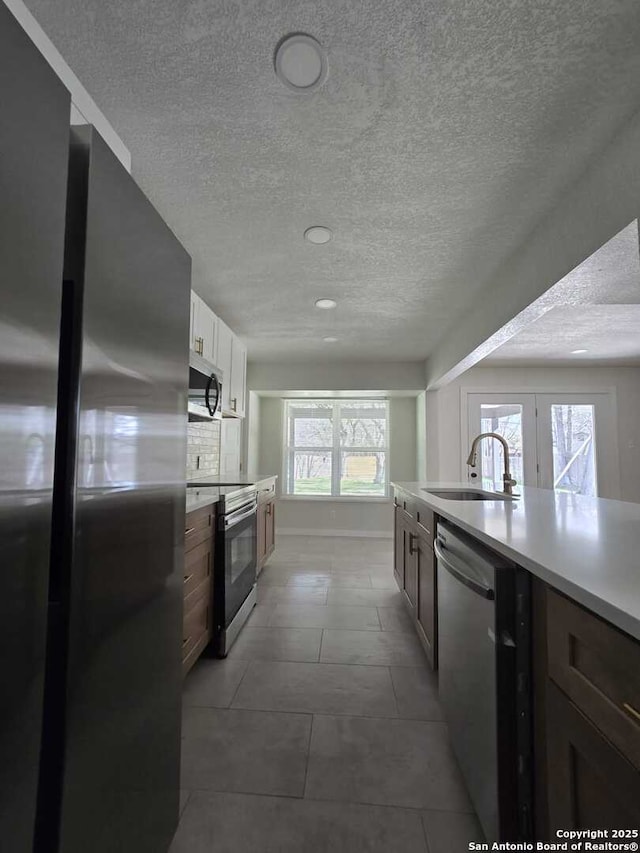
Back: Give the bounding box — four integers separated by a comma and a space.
274, 34, 327, 92
323, 336, 338, 343
304, 226, 333, 244
315, 298, 337, 310
571, 349, 588, 354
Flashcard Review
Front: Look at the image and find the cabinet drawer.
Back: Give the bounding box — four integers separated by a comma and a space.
415, 504, 434, 540
547, 589, 640, 770
184, 574, 211, 615
258, 480, 276, 504
183, 594, 210, 658
185, 503, 215, 551
184, 540, 212, 599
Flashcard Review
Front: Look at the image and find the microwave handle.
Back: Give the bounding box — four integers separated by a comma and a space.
205, 373, 220, 416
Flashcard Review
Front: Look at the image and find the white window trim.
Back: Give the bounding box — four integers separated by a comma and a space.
282, 398, 390, 499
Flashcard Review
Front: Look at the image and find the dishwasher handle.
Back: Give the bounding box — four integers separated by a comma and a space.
434, 539, 495, 601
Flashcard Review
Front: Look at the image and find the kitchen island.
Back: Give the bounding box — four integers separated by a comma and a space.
392, 481, 640, 640
391, 481, 640, 839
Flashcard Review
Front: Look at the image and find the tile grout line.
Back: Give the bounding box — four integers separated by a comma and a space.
185, 787, 470, 819
420, 811, 433, 853
386, 664, 401, 718
301, 714, 315, 800
226, 658, 252, 708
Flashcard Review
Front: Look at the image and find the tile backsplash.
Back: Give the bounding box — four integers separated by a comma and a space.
186, 420, 221, 480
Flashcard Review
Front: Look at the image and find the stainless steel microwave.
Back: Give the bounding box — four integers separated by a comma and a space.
188, 351, 223, 421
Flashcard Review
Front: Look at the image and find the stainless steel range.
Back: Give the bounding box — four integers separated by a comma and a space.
213, 485, 258, 656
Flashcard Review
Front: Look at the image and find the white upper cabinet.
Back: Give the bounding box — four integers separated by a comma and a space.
230, 335, 247, 418
190, 289, 247, 418
189, 292, 217, 363
215, 317, 233, 413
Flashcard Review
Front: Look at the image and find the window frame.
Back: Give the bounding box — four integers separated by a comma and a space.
282, 398, 390, 500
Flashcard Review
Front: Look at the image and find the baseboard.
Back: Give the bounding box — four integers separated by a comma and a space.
277, 527, 393, 539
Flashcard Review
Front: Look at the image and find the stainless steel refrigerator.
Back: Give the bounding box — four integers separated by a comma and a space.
1, 9, 191, 851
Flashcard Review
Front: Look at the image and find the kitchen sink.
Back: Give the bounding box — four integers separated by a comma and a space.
422, 489, 516, 501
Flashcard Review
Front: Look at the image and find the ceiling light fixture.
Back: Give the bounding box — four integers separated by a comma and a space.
304, 226, 333, 244
323, 336, 338, 343
274, 33, 327, 92
314, 298, 337, 310
571, 349, 588, 354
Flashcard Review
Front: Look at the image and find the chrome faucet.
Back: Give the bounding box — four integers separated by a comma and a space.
466, 432, 517, 496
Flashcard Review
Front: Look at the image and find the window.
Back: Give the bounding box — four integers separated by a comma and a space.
284, 399, 389, 497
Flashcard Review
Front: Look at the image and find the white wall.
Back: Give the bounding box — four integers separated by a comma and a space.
244, 391, 261, 473
258, 396, 418, 537
416, 390, 427, 481
426, 365, 640, 503
424, 110, 640, 388
248, 360, 425, 393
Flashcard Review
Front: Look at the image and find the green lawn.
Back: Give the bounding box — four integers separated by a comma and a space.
294, 477, 386, 496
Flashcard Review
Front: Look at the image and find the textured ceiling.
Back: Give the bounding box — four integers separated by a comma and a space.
23, 0, 640, 362
486, 222, 640, 364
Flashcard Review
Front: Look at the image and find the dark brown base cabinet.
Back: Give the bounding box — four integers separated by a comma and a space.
183, 503, 215, 675
534, 581, 640, 835
394, 487, 640, 837
393, 489, 437, 669
257, 478, 277, 573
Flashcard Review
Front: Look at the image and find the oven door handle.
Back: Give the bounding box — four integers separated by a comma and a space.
225, 504, 257, 529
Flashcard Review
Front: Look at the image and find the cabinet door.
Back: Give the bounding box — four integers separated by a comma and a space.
393, 504, 404, 590
230, 334, 247, 417
265, 499, 276, 557
216, 318, 233, 412
416, 536, 436, 668
189, 291, 199, 352
194, 298, 216, 363
220, 418, 242, 476
402, 519, 418, 612
256, 501, 267, 571
546, 682, 640, 831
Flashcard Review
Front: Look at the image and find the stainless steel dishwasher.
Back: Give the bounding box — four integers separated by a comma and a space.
435, 520, 532, 842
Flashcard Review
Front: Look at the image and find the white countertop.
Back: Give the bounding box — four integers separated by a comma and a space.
392, 481, 640, 641
187, 473, 277, 487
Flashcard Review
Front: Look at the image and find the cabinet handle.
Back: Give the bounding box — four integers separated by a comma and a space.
623, 702, 640, 723
184, 573, 193, 583
409, 532, 419, 555
231, 397, 237, 411
182, 637, 189, 648
185, 526, 196, 536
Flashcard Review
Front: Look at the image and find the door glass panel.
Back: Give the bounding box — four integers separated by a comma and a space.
291, 450, 332, 495
478, 404, 524, 490
550, 404, 597, 496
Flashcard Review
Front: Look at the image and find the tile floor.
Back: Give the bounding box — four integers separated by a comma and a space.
171, 535, 484, 853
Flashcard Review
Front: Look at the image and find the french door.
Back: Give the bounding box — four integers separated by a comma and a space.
466, 394, 537, 490
466, 392, 619, 498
